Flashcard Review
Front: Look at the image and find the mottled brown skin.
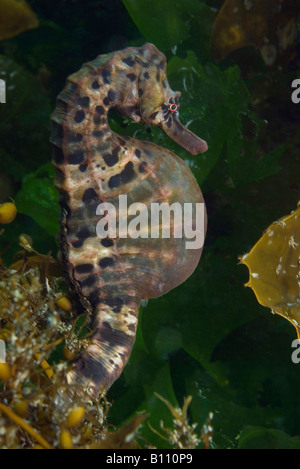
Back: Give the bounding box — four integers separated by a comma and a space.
50, 43, 207, 396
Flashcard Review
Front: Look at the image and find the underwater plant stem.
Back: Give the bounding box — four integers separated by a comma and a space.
0, 402, 53, 449
34, 353, 54, 379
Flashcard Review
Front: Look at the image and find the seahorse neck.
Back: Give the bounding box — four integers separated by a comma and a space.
79, 65, 137, 152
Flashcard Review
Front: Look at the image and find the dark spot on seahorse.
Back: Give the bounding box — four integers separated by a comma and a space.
104, 296, 124, 308
104, 297, 124, 313
162, 80, 167, 89
74, 110, 85, 123
108, 161, 135, 188
52, 146, 64, 164
166, 117, 173, 128
161, 104, 168, 111
67, 150, 85, 165
128, 324, 136, 332
93, 130, 103, 138
135, 148, 141, 158
101, 238, 114, 247
82, 188, 98, 204
138, 162, 147, 173
108, 89, 116, 102
66, 131, 83, 143
138, 88, 143, 97
96, 105, 105, 115
71, 239, 83, 249
122, 57, 134, 67
100, 322, 133, 348
113, 146, 121, 156
87, 289, 102, 308
126, 73, 136, 81
75, 263, 94, 274
93, 115, 101, 125
102, 68, 111, 84
79, 163, 88, 172
99, 257, 115, 269
91, 80, 100, 89
121, 161, 135, 183
143, 71, 150, 80
103, 151, 119, 167
108, 173, 121, 188
80, 274, 98, 288
103, 96, 110, 106
77, 226, 91, 240
76, 96, 90, 107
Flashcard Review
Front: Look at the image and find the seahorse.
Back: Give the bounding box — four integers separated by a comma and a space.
50, 43, 208, 396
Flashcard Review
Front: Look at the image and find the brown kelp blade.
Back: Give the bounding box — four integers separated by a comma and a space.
240, 202, 300, 338
0, 0, 39, 41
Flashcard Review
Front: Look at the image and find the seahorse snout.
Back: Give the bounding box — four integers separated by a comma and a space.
160, 115, 208, 154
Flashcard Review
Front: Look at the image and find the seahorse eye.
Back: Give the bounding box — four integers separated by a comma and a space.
169, 104, 177, 112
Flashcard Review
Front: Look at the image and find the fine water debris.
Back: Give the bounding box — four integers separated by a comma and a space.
240, 202, 300, 339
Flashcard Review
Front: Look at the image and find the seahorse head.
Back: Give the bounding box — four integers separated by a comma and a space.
138, 44, 208, 155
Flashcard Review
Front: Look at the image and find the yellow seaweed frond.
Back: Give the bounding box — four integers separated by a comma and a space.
0, 0, 39, 41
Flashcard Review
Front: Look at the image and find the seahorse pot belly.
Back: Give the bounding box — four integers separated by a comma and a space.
50, 43, 208, 396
